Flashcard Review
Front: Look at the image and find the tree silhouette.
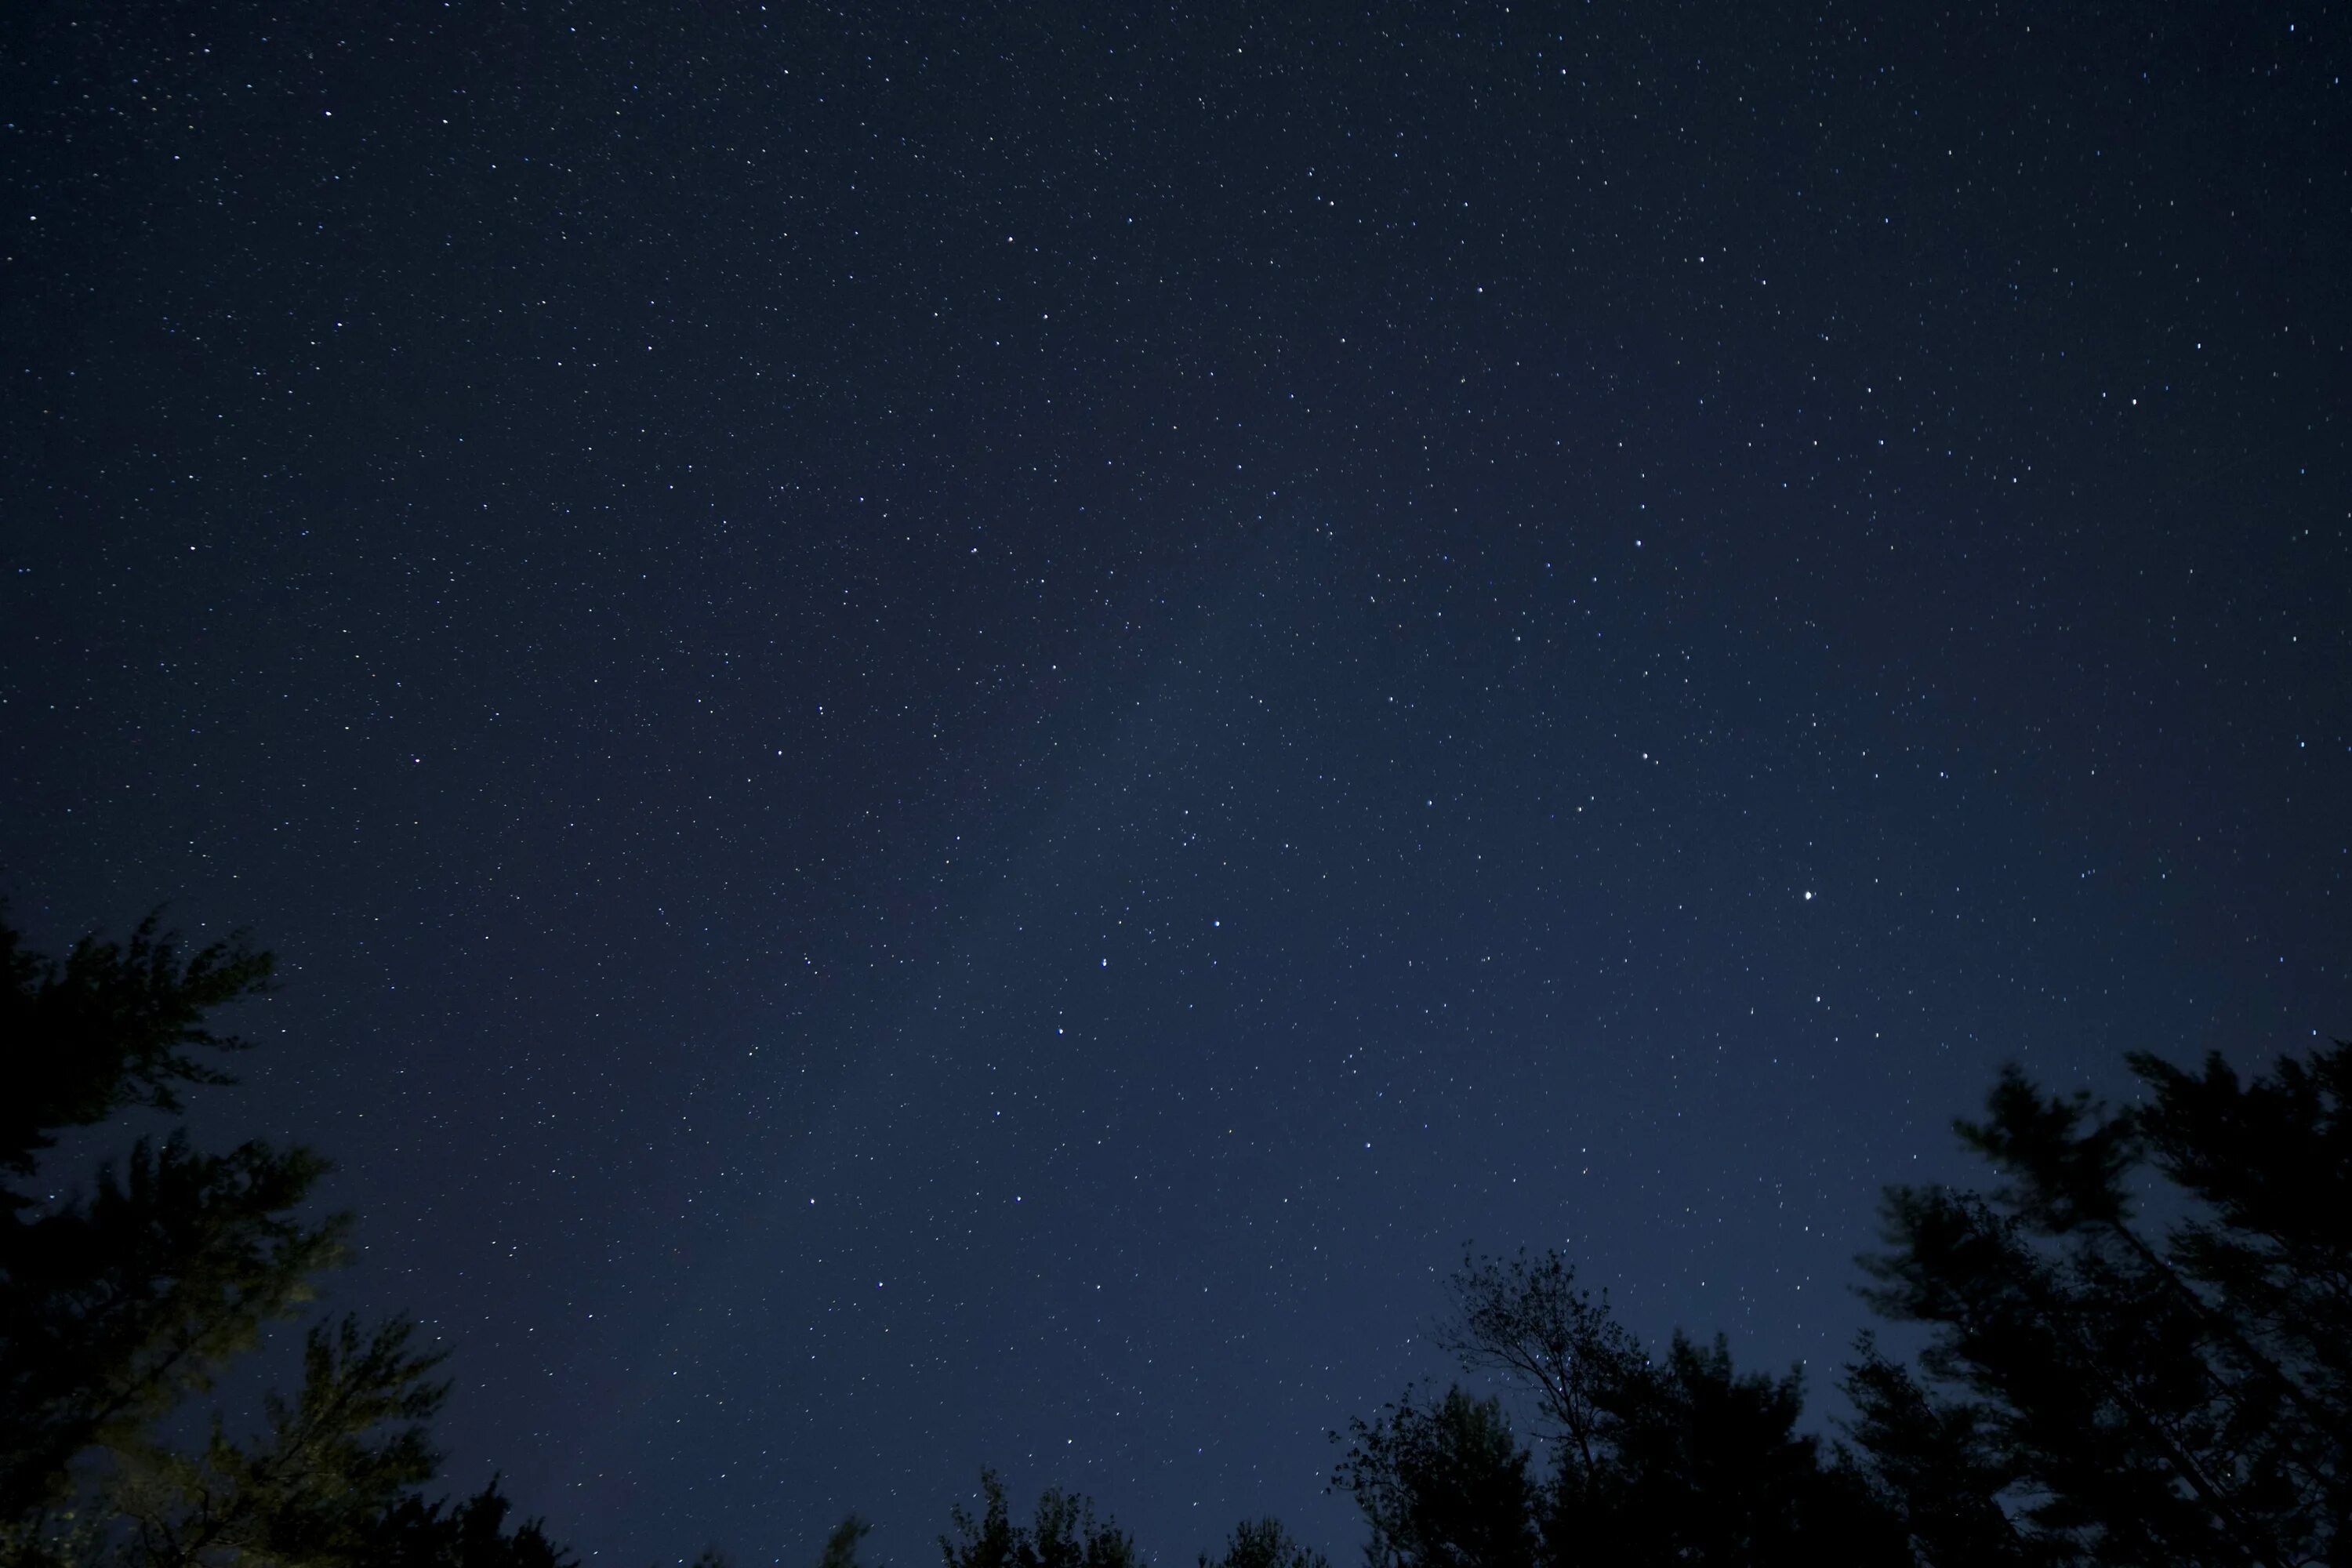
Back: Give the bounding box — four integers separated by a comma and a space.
99, 1316, 445, 1568
1199, 1519, 1328, 1568
21, 899, 2341, 1568
1586, 1332, 1900, 1568
1338, 1387, 1537, 1568
0, 909, 560, 1568
812, 1517, 872, 1568
361, 1479, 575, 1568
1430, 1251, 1642, 1483
0, 913, 274, 1186
1849, 1042, 2352, 1566
940, 1472, 1138, 1568
1340, 1253, 1904, 1568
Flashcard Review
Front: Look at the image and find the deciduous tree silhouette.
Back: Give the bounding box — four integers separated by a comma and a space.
1341, 1253, 1904, 1568
1337, 1387, 1537, 1568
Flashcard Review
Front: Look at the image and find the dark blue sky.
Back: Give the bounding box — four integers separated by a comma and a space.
3, 4, 2346, 1564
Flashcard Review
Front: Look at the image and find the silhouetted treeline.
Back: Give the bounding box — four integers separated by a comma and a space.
1337, 1256, 1907, 1566
4, 906, 2346, 1568
1329, 1043, 2352, 1566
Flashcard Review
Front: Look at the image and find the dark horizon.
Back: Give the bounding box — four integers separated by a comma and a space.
2, 3, 2344, 1563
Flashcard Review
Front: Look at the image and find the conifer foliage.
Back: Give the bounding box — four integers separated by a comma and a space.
8, 902, 2343, 1568
1850, 1046, 2352, 1565
1334, 1041, 2352, 1568
0, 912, 554, 1568
940, 1472, 1139, 1568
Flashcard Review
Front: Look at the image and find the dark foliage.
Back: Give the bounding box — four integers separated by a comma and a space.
941, 1472, 1138, 1568
1431, 1252, 1640, 1480
0, 910, 344, 1527
0, 1132, 349, 1521
1345, 1043, 2352, 1568
0, 913, 274, 1190
16, 902, 2344, 1568
97, 1316, 447, 1568
362, 1480, 575, 1568
0, 910, 563, 1568
1200, 1519, 1329, 1568
1582, 1333, 1904, 1568
1341, 1254, 1904, 1568
1839, 1338, 2046, 1567
812, 1516, 872, 1568
1849, 1042, 2352, 1566
1338, 1388, 1538, 1568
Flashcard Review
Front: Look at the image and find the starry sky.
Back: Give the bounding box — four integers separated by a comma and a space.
2, 3, 2347, 1563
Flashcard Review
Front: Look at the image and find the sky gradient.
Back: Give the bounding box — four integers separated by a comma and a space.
3, 4, 2347, 1564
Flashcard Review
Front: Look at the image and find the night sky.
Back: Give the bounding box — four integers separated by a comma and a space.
3, 3, 2347, 1563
